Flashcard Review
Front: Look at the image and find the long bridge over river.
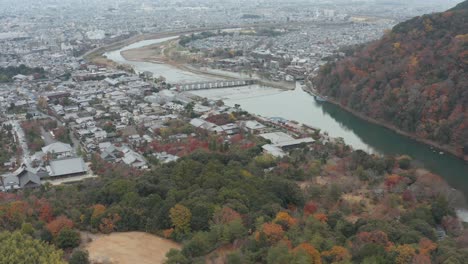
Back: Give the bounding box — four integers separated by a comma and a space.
176, 79, 257, 91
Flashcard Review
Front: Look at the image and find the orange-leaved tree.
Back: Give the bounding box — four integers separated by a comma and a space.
313, 213, 328, 224
274, 211, 297, 228
322, 246, 351, 262
212, 206, 241, 225
46, 215, 74, 237
91, 204, 106, 219
394, 244, 416, 264
419, 238, 437, 255
39, 203, 54, 223
260, 223, 284, 243
293, 243, 322, 264
90, 204, 106, 228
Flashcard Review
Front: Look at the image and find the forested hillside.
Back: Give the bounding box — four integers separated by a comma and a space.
312, 1, 468, 157
2, 138, 468, 263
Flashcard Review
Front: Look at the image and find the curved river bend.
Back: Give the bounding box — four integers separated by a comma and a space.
105, 37, 468, 201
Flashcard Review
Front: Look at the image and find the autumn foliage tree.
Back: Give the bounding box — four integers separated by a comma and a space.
38, 202, 54, 223
258, 223, 284, 244
90, 204, 106, 228
393, 244, 416, 264
274, 211, 297, 229
322, 246, 351, 262
170, 204, 192, 235
313, 213, 328, 224
385, 174, 403, 191
353, 230, 393, 251
4, 201, 29, 229
212, 207, 241, 225
303, 201, 318, 216
99, 214, 121, 234
419, 238, 437, 255
293, 243, 322, 264
46, 216, 74, 237
162, 228, 174, 239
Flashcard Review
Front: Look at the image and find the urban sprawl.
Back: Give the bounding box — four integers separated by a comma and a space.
0, 0, 457, 190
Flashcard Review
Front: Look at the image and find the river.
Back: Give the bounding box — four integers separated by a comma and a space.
104, 36, 468, 203
105, 36, 218, 83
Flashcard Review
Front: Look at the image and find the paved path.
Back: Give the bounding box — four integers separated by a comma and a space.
40, 127, 56, 145
8, 120, 31, 167
36, 108, 81, 152
43, 173, 98, 185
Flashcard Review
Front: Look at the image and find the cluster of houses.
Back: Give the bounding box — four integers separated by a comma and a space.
1, 59, 321, 192
99, 142, 148, 169
72, 66, 318, 161
182, 17, 394, 83
188, 111, 316, 158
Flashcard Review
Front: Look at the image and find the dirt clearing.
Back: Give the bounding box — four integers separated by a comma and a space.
83, 231, 181, 264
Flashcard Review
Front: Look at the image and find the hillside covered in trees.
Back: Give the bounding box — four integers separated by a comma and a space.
312, 1, 468, 157
2, 137, 468, 263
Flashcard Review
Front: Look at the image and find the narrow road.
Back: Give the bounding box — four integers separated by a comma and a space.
35, 106, 81, 152
40, 127, 56, 145
9, 120, 31, 167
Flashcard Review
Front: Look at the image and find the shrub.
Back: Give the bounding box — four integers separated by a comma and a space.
398, 155, 412, 170
56, 228, 80, 249
69, 249, 90, 264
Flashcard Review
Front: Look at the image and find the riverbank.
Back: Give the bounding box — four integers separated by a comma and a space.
120, 41, 240, 82
120, 39, 172, 63
83, 21, 287, 68
84, 32, 182, 68
303, 86, 467, 162
120, 38, 295, 90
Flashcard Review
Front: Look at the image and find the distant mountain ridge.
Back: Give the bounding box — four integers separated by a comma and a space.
450, 0, 468, 10
312, 1, 468, 157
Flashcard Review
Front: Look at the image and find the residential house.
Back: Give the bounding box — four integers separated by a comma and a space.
42, 142, 74, 158
121, 146, 147, 169
242, 120, 267, 134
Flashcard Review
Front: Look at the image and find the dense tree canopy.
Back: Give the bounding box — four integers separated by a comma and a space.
0, 231, 64, 264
